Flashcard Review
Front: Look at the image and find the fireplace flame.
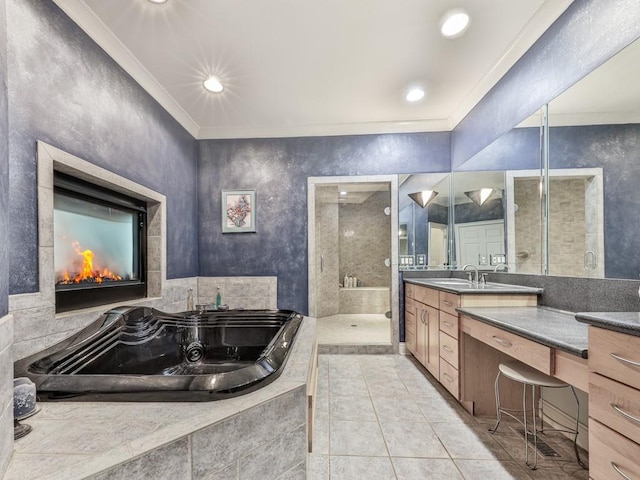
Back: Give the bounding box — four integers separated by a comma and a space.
56, 241, 123, 285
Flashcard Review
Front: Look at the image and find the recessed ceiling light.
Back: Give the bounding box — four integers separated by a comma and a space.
405, 88, 425, 102
203, 76, 224, 93
440, 9, 471, 38
148, 0, 168, 4
339, 191, 348, 195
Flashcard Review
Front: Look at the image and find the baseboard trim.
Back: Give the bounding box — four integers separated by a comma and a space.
540, 399, 588, 451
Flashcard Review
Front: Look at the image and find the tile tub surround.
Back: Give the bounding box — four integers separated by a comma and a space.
5, 317, 315, 480
197, 276, 277, 310
0, 314, 14, 479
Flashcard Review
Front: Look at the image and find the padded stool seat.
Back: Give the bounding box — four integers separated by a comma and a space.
498, 362, 567, 388
489, 361, 586, 470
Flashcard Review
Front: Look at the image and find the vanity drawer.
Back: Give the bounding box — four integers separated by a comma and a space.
460, 315, 552, 375
589, 326, 640, 390
439, 311, 459, 339
439, 331, 459, 369
405, 283, 415, 300
414, 285, 439, 308
589, 418, 640, 480
439, 357, 459, 399
590, 372, 640, 445
439, 291, 460, 316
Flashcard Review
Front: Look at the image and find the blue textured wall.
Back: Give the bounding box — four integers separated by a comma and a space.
7, 0, 199, 294
451, 0, 640, 169
0, 0, 8, 317
198, 133, 451, 314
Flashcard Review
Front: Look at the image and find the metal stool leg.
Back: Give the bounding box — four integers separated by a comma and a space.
525, 383, 538, 470
489, 370, 503, 434
569, 386, 587, 469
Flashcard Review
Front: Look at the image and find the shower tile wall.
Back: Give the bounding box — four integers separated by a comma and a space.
339, 191, 391, 288
514, 178, 543, 274
514, 177, 594, 277
315, 188, 340, 318
548, 178, 589, 277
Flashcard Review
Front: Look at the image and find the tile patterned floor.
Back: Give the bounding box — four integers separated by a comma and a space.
316, 314, 391, 345
309, 354, 589, 480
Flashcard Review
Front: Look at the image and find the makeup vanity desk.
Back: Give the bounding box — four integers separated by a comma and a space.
457, 306, 589, 415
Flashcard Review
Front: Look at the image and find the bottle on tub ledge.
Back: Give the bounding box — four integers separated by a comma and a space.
186, 287, 194, 311
343, 274, 349, 288
216, 286, 222, 309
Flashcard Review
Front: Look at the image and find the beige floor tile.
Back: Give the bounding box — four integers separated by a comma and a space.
330, 420, 388, 456
329, 455, 396, 480
380, 422, 449, 458
330, 395, 377, 421
392, 457, 463, 480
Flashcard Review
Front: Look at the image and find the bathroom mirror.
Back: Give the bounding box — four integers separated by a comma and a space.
544, 37, 640, 280
451, 170, 506, 270
453, 113, 543, 273
398, 173, 450, 270
453, 36, 640, 280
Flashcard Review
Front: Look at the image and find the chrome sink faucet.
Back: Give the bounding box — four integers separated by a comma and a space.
462, 264, 479, 284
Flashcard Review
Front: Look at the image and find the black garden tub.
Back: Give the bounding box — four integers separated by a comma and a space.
14, 306, 303, 401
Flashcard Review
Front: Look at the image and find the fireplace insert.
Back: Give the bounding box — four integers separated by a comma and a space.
53, 172, 147, 312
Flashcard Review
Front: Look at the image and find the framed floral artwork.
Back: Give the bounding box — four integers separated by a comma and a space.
222, 190, 256, 233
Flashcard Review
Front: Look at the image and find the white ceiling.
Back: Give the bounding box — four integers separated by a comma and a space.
53, 0, 573, 139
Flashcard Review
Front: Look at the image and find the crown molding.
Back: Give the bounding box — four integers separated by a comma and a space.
53, 0, 200, 138
197, 119, 450, 140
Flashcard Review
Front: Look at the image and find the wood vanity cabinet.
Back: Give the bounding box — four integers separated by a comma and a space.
405, 284, 440, 379
587, 327, 640, 480
404, 282, 537, 404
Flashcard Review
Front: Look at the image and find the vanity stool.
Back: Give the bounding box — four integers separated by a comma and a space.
489, 361, 586, 470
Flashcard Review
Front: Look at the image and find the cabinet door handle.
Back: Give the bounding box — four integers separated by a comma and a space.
443, 345, 454, 353
611, 461, 633, 480
442, 300, 453, 307
442, 372, 454, 383
610, 352, 640, 369
492, 336, 513, 348
442, 321, 454, 328
611, 403, 640, 425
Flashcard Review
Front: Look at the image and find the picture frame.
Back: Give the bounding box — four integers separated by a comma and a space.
222, 190, 256, 233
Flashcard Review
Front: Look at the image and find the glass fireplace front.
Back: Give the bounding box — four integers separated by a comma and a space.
53, 173, 146, 312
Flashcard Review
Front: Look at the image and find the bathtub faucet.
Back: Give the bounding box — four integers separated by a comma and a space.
462, 264, 479, 284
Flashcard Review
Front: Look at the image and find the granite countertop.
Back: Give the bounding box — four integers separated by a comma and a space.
457, 306, 588, 358
576, 311, 640, 337
406, 278, 542, 296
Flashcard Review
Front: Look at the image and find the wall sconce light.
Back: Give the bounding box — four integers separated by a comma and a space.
408, 190, 438, 208
464, 188, 495, 206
